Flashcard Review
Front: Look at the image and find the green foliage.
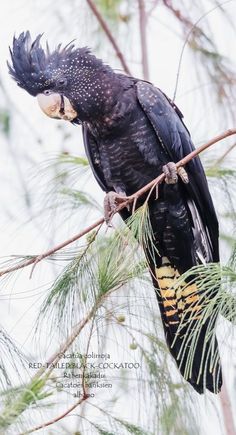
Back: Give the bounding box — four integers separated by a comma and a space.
95, 0, 130, 23
35, 152, 90, 192
206, 166, 236, 178
39, 244, 97, 332
97, 430, 116, 435
170, 262, 236, 390
113, 418, 151, 435
166, 1, 236, 123
0, 377, 50, 429
0, 329, 27, 391
59, 187, 102, 212
57, 153, 89, 167
96, 231, 144, 296
160, 400, 199, 435
126, 203, 158, 264
11, 197, 198, 434
39, 225, 147, 332
0, 109, 10, 136
2, 158, 236, 434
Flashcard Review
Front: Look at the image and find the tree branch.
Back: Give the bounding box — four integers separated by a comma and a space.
4, 129, 236, 435
162, 0, 194, 28
0, 221, 104, 278
0, 129, 235, 279
214, 141, 236, 166
138, 0, 150, 80
86, 0, 131, 75
18, 288, 116, 434
147, 0, 159, 18
19, 395, 88, 435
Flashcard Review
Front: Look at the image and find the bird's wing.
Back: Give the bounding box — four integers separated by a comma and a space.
136, 81, 219, 262
82, 124, 131, 221
82, 123, 109, 192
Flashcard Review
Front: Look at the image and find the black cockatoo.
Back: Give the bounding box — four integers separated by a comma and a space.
8, 32, 222, 394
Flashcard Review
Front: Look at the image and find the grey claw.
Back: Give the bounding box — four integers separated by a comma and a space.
162, 162, 178, 184
103, 191, 128, 224
177, 167, 189, 184
104, 192, 116, 224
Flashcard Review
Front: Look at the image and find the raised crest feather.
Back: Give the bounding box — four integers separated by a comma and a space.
8, 31, 105, 96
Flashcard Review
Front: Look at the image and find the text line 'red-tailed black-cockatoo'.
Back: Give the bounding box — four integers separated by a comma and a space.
8, 32, 222, 394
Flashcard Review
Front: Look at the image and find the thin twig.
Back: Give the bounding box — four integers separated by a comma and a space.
18, 307, 98, 434
0, 129, 235, 279
214, 142, 236, 166
147, 0, 159, 17
86, 0, 131, 75
35, 306, 97, 380
29, 222, 102, 279
0, 220, 104, 278
138, 0, 150, 80
168, 0, 235, 101
19, 395, 88, 435
19, 288, 116, 435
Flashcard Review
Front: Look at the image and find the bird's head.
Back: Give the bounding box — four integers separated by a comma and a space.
8, 31, 115, 122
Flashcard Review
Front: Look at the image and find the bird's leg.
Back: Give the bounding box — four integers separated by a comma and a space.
162, 162, 189, 184
104, 187, 129, 224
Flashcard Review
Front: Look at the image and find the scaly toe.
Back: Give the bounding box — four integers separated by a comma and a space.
162, 162, 178, 184
103, 191, 128, 224
104, 192, 117, 224
177, 167, 189, 184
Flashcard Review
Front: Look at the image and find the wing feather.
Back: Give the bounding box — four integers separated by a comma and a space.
136, 81, 219, 261
82, 124, 131, 221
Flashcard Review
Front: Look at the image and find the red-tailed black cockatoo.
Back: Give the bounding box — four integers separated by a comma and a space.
8, 32, 222, 393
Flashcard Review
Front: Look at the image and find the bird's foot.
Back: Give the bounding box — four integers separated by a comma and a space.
177, 166, 189, 184
104, 191, 129, 224
162, 162, 189, 184
162, 162, 178, 184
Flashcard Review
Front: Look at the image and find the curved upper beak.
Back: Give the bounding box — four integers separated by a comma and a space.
37, 93, 78, 121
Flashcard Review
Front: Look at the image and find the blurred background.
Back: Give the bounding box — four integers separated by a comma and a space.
0, 1, 236, 434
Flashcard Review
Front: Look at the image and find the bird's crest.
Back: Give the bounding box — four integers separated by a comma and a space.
8, 31, 101, 96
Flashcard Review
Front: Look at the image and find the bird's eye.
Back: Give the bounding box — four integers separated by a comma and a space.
57, 78, 67, 87
44, 89, 51, 96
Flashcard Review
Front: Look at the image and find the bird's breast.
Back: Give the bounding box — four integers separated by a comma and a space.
94, 111, 168, 194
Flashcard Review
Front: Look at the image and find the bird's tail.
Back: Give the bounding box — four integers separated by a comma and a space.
153, 257, 222, 394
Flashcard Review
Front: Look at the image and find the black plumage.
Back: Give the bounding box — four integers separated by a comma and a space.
8, 32, 222, 393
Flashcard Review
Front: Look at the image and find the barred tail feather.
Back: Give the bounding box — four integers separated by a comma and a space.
154, 257, 222, 394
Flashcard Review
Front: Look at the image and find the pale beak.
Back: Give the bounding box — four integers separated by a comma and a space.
37, 93, 78, 121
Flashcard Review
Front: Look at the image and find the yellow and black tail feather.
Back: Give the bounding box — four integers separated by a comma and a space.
154, 257, 222, 394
